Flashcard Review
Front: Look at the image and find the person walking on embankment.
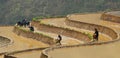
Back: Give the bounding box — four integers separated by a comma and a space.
93, 28, 99, 41
56, 35, 62, 45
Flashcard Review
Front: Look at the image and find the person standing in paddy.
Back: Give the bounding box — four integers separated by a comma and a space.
93, 28, 99, 41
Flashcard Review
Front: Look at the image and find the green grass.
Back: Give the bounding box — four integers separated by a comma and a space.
15, 26, 30, 32
32, 15, 65, 21
83, 32, 93, 40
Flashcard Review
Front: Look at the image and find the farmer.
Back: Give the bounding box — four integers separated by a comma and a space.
56, 35, 62, 45
93, 28, 99, 41
22, 19, 27, 27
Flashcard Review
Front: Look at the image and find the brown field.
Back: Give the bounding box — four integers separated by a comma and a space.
0, 13, 120, 58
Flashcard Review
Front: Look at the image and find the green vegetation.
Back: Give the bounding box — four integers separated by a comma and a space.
83, 32, 93, 40
32, 15, 65, 21
15, 26, 30, 32
32, 16, 44, 21
1, 0, 120, 25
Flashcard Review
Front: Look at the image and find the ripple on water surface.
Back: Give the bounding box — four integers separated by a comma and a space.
0, 36, 11, 47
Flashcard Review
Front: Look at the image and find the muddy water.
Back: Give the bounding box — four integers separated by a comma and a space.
0, 36, 10, 47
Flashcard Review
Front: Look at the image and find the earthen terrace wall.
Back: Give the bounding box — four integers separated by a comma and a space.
13, 26, 55, 45
31, 21, 90, 42
101, 13, 120, 23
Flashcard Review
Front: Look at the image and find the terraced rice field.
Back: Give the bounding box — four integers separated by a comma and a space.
0, 12, 119, 58
48, 13, 120, 58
